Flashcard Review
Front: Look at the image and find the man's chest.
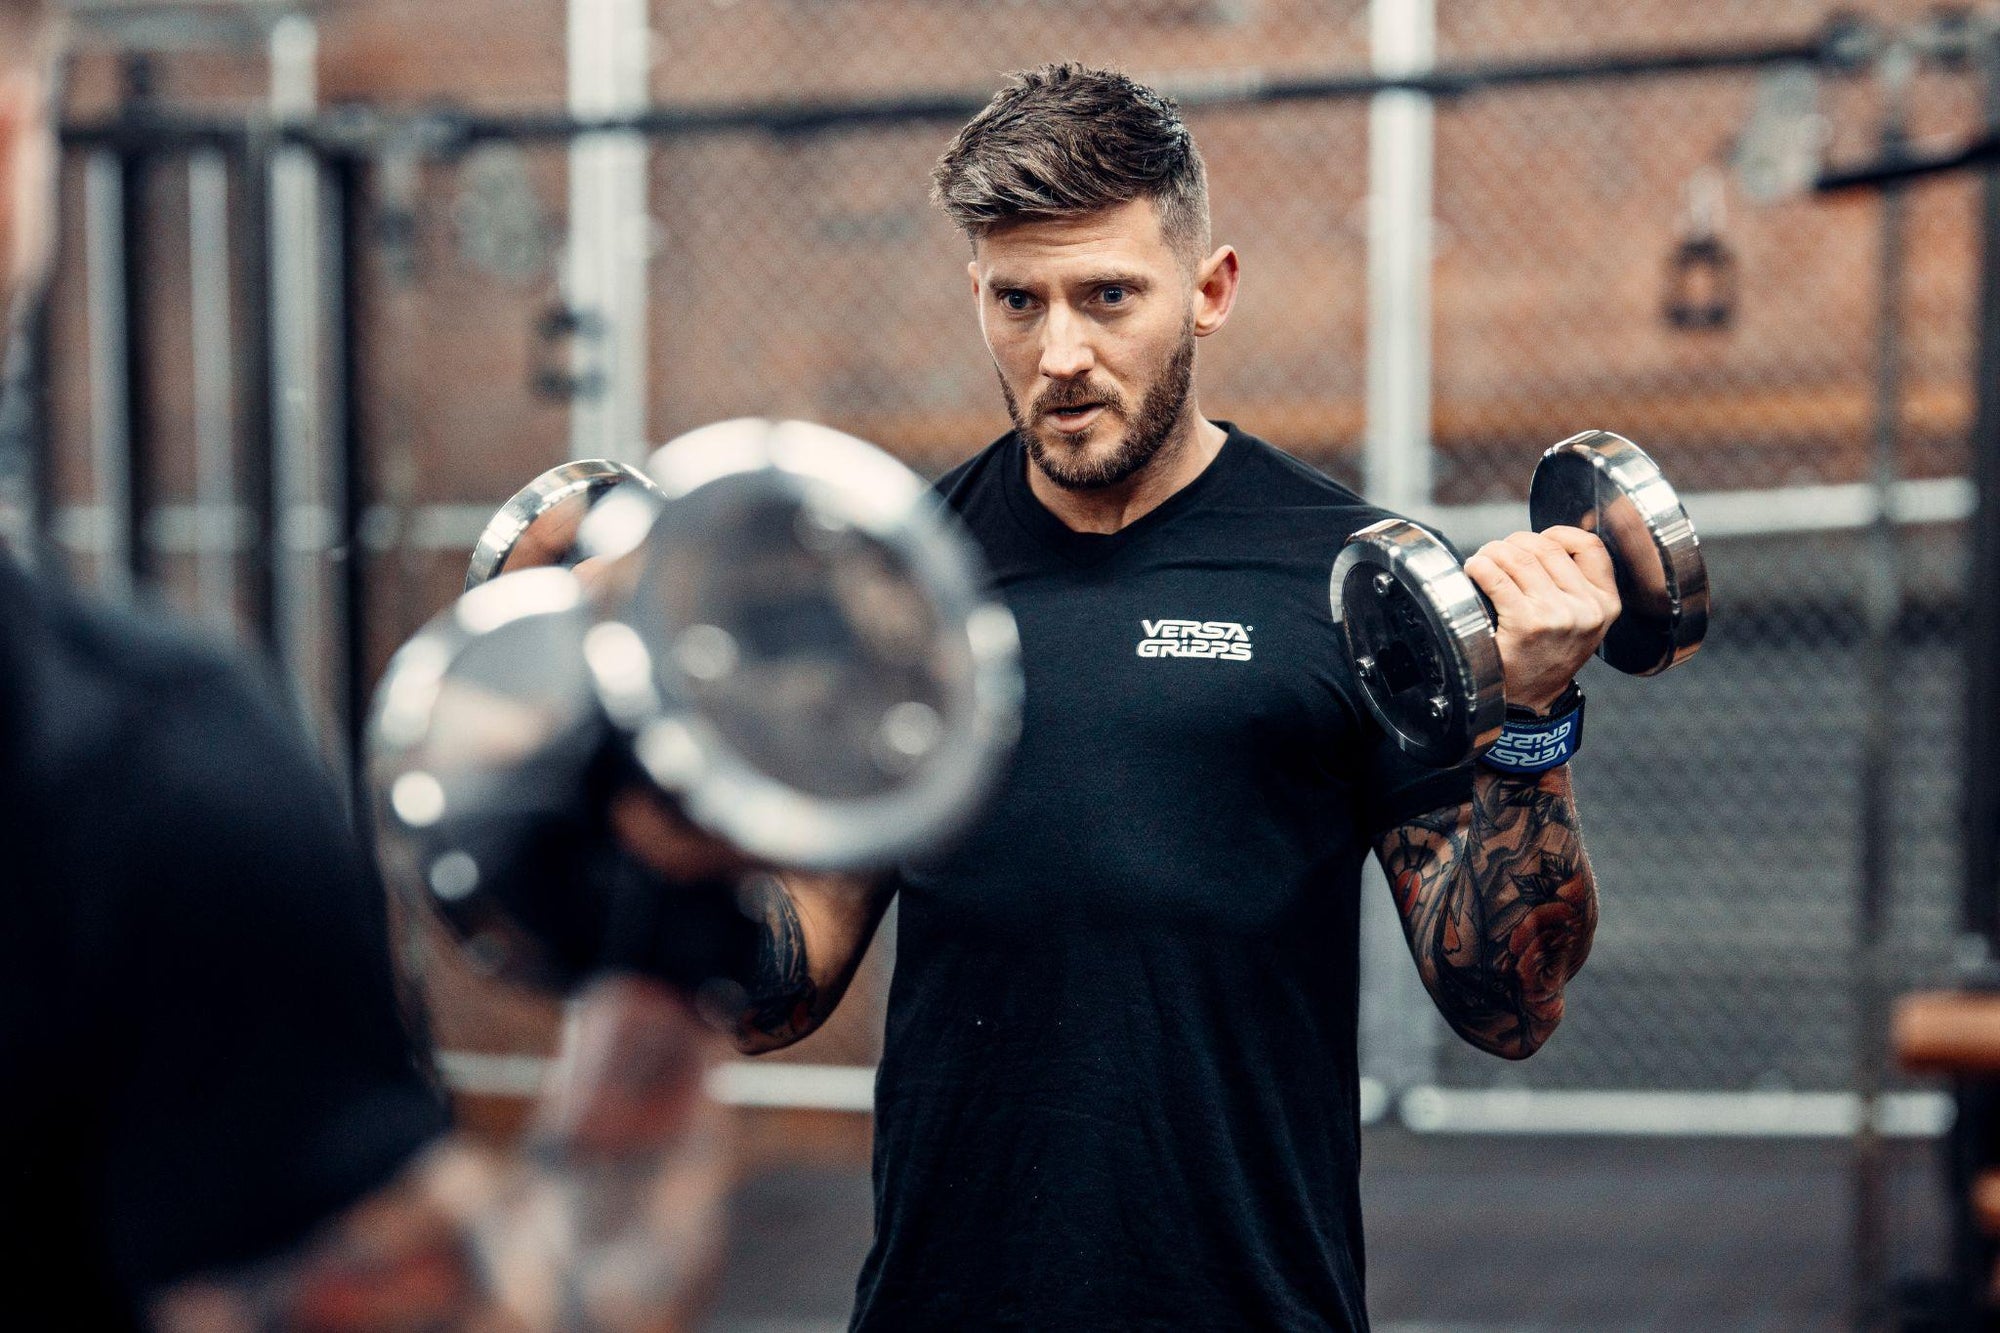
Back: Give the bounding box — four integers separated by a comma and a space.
996, 557, 1349, 756
898, 555, 1366, 927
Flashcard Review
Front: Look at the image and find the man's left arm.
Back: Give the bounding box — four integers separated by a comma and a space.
1369, 525, 1619, 1060
1374, 767, 1597, 1059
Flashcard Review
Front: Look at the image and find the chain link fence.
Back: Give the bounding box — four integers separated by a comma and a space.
1415, 4, 1976, 1103
24, 0, 1986, 1104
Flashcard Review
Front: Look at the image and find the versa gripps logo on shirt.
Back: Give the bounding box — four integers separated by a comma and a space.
1136, 619, 1254, 662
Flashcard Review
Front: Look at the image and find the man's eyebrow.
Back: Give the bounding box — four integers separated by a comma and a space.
982, 270, 1153, 293
1073, 271, 1150, 289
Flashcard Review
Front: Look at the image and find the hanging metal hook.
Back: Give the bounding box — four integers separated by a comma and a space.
1664, 165, 1740, 330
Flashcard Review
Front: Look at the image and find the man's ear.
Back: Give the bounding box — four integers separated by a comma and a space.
967, 259, 980, 300
1191, 245, 1240, 338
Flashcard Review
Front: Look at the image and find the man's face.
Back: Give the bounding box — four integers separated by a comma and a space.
971, 198, 1216, 492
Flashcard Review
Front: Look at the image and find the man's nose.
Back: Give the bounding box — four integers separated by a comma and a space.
1038, 305, 1096, 381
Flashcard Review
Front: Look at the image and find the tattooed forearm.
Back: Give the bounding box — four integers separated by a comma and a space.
730, 871, 895, 1056
153, 979, 729, 1333
735, 874, 821, 1050
1376, 766, 1598, 1059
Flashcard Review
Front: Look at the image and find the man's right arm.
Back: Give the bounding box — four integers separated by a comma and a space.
604, 791, 897, 1055
732, 871, 898, 1053
155, 978, 733, 1333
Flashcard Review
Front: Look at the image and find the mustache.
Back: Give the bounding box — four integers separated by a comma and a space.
1034, 381, 1121, 417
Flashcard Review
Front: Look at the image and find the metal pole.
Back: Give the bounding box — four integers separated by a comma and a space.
61, 25, 1850, 155
565, 0, 652, 464
117, 161, 153, 591
268, 15, 330, 738
1965, 25, 2000, 998
234, 135, 279, 653
190, 149, 237, 628
1952, 18, 2000, 1329
1856, 39, 1915, 1333
1358, 0, 1441, 1116
83, 150, 131, 600
1364, 0, 1435, 515
327, 153, 369, 805
115, 58, 158, 592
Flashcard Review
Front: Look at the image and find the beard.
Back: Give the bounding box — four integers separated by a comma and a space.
1001, 319, 1197, 493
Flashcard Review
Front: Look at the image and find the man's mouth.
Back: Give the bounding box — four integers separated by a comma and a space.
1043, 402, 1107, 434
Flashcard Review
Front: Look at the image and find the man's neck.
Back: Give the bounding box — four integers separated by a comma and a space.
1026, 411, 1228, 535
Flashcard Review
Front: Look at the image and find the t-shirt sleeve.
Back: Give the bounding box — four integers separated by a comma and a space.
60, 652, 450, 1297
1354, 724, 1478, 840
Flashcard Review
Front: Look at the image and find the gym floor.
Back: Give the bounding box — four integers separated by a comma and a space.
708, 1131, 1946, 1332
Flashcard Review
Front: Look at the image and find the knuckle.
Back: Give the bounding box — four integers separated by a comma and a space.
1551, 523, 1598, 547
1517, 605, 1558, 633
1466, 555, 1506, 584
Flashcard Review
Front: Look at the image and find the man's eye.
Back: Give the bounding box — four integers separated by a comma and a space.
1100, 286, 1128, 305
1000, 291, 1032, 312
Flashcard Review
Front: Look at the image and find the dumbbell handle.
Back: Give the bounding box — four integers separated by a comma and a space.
467, 459, 662, 591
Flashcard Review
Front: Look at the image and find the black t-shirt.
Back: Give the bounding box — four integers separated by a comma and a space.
0, 553, 449, 1329
851, 424, 1473, 1332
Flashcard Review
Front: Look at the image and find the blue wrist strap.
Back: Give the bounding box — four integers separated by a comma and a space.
1480, 695, 1586, 774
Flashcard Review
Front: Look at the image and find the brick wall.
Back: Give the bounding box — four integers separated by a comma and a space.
31, 0, 1988, 1156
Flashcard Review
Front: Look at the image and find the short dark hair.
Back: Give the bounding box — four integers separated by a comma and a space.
931, 62, 1211, 268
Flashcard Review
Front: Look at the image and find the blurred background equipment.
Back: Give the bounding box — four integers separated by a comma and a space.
17, 0, 2000, 1327
1662, 165, 1740, 330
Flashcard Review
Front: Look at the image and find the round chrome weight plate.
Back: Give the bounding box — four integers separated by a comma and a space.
596, 418, 1023, 872
1528, 430, 1709, 676
1330, 520, 1505, 768
466, 458, 664, 591
369, 567, 608, 988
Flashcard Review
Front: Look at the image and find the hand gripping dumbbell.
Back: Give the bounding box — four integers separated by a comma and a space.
369, 419, 1023, 992
1329, 430, 1709, 768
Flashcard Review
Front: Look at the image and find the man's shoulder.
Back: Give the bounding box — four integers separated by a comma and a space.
3, 558, 388, 988
1216, 425, 1422, 544
928, 430, 1014, 511
1, 555, 338, 860
5, 558, 279, 762
1224, 427, 1369, 506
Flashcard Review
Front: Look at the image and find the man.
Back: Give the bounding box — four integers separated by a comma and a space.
4, 11, 448, 1324
734, 65, 1616, 1330
0, 5, 743, 1327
